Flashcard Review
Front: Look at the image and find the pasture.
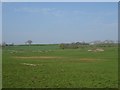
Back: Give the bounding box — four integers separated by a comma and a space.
2, 45, 118, 88
0, 47, 2, 89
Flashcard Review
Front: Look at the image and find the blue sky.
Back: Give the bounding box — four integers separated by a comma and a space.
2, 2, 118, 44
0, 3, 2, 44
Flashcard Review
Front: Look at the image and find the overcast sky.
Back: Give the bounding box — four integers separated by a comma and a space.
2, 2, 118, 44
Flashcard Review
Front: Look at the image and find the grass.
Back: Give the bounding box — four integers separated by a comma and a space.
2, 45, 118, 88
0, 47, 2, 89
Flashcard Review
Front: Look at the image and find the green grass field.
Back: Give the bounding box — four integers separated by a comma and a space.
2, 45, 118, 88
0, 47, 2, 89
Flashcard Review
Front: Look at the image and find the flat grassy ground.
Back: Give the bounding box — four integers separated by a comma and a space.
2, 45, 118, 88
0, 47, 2, 89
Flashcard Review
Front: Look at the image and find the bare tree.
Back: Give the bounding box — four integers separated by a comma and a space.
26, 40, 32, 46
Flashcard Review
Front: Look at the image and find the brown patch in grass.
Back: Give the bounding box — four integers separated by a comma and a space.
14, 56, 102, 63
80, 58, 99, 62
14, 56, 64, 59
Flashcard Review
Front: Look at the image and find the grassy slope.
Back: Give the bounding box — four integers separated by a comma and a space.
2, 45, 118, 88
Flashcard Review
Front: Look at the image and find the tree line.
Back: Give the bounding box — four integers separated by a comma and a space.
59, 42, 89, 49
59, 40, 118, 49
1, 40, 118, 48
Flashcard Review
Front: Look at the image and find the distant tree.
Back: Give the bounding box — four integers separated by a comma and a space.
26, 40, 32, 46
2, 42, 6, 47
59, 43, 65, 49
76, 42, 80, 45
